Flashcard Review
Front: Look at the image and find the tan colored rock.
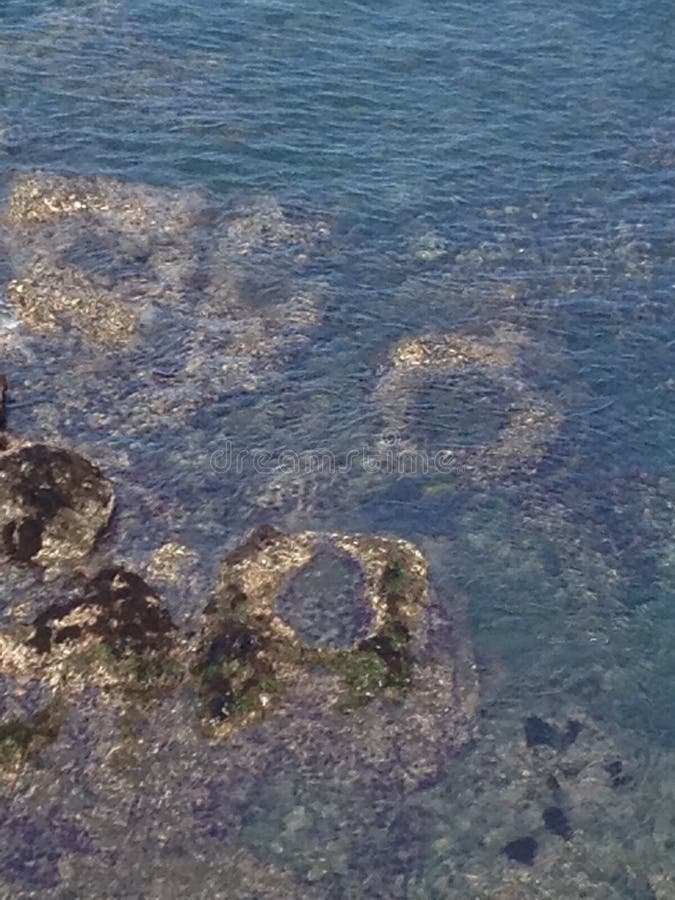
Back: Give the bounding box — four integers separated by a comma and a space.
375, 325, 562, 483
147, 542, 198, 585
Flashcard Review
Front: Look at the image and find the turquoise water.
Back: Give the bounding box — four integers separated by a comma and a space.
1, 1, 675, 896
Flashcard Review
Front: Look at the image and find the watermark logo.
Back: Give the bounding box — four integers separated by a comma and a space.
209, 434, 456, 477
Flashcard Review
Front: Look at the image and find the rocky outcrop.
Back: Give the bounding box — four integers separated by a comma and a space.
0, 441, 114, 568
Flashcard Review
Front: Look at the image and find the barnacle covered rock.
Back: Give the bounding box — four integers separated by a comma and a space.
7, 259, 140, 342
374, 325, 562, 483
0, 441, 114, 568
3, 170, 206, 342
23, 567, 178, 692
5, 169, 205, 241
193, 525, 444, 737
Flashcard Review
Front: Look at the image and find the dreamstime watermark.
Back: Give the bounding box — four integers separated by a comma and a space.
209, 434, 457, 477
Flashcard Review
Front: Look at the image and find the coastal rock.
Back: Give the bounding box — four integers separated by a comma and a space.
2, 170, 206, 342
193, 526, 431, 734
0, 441, 114, 568
192, 525, 478, 787
21, 567, 178, 693
7, 259, 139, 342
374, 324, 562, 483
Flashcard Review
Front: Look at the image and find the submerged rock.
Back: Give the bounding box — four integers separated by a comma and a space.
192, 525, 475, 761
503, 835, 538, 866
215, 196, 331, 257
2, 170, 206, 343
24, 567, 178, 692
0, 442, 114, 568
7, 259, 139, 342
374, 324, 562, 483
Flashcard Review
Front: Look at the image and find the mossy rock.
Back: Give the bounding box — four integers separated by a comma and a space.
0, 700, 65, 777
194, 527, 429, 735
26, 567, 178, 693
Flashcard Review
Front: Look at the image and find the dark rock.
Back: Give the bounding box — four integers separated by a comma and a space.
524, 716, 558, 749
543, 805, 573, 840
29, 567, 175, 660
503, 836, 538, 866
562, 718, 583, 748
193, 574, 286, 726
604, 759, 632, 788
0, 442, 114, 567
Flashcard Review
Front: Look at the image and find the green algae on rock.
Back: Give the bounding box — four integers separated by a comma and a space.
0, 441, 114, 568
0, 699, 65, 780
374, 325, 562, 483
193, 526, 431, 735
25, 567, 178, 693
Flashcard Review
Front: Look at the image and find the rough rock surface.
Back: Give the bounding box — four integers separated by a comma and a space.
0, 441, 114, 568
374, 324, 563, 483
192, 525, 478, 787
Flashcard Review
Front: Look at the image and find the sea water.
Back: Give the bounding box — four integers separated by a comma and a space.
0, 1, 674, 896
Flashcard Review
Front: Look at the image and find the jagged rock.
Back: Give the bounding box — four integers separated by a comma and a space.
0, 442, 114, 568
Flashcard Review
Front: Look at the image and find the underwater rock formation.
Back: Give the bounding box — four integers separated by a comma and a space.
214, 195, 331, 258
7, 259, 139, 343
0, 170, 332, 445
192, 525, 431, 735
374, 325, 562, 483
21, 567, 178, 693
2, 170, 206, 342
191, 525, 478, 793
0, 440, 114, 568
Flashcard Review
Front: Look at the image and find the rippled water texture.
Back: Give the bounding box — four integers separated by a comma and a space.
1, 0, 675, 897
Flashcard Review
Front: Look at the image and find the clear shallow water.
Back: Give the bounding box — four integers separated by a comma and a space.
1, 0, 675, 897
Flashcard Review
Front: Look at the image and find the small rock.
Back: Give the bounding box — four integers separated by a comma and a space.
0, 443, 115, 568
29, 567, 175, 658
543, 806, 573, 840
147, 541, 198, 584
503, 836, 538, 866
524, 716, 558, 749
